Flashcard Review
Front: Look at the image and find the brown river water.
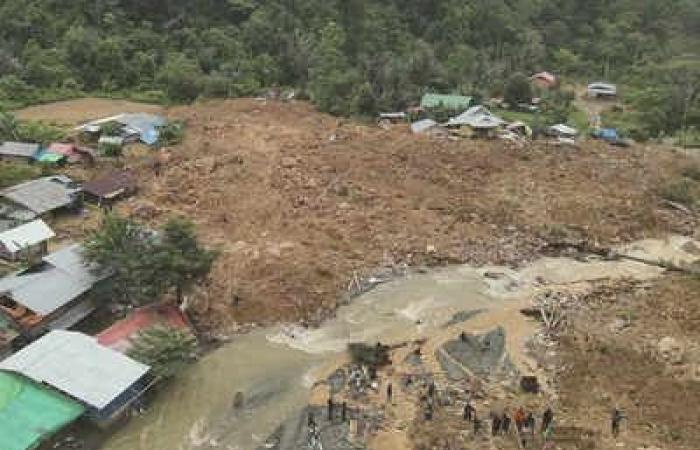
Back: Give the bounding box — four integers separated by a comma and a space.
100, 236, 699, 450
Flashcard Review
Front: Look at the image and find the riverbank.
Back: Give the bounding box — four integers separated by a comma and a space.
87, 235, 699, 450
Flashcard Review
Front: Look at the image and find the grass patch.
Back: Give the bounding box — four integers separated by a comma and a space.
0, 162, 40, 188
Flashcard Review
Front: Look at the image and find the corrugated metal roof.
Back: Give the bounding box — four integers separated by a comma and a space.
447, 106, 506, 128
1, 175, 81, 215
0, 370, 84, 450
0, 219, 54, 254
0, 244, 105, 315
82, 171, 136, 198
420, 93, 472, 110
97, 303, 192, 353
0, 142, 40, 159
0, 330, 150, 410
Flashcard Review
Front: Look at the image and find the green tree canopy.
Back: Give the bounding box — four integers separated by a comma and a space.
128, 326, 198, 379
84, 214, 217, 306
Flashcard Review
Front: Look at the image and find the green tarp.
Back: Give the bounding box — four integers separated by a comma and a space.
0, 371, 84, 450
420, 93, 473, 110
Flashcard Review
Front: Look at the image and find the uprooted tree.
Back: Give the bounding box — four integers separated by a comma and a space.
127, 325, 198, 379
84, 214, 217, 306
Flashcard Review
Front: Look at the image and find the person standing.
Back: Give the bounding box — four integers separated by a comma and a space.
327, 397, 334, 420
542, 407, 554, 434
514, 407, 526, 434
463, 402, 474, 421
501, 412, 511, 434
611, 408, 625, 437
491, 412, 502, 437
386, 382, 393, 403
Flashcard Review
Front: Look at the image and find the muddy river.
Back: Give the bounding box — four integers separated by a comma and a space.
100, 236, 699, 450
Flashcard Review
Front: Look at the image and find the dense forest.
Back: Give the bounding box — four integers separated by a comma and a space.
0, 0, 698, 137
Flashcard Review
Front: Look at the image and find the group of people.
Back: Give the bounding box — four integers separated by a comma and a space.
461, 402, 555, 444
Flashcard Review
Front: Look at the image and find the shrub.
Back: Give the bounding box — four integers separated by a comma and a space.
158, 121, 185, 146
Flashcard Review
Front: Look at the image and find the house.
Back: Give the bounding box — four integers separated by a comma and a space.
0, 219, 55, 261
82, 171, 137, 206
547, 124, 579, 139
1, 175, 82, 217
530, 72, 557, 89
97, 303, 193, 354
447, 106, 506, 138
45, 143, 82, 164
0, 330, 153, 428
447, 106, 506, 128
587, 82, 617, 98
0, 142, 40, 163
420, 94, 473, 111
377, 112, 408, 129
0, 370, 84, 450
76, 113, 167, 146
0, 244, 108, 341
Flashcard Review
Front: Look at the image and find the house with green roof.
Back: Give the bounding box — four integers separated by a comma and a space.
0, 370, 84, 450
420, 93, 473, 111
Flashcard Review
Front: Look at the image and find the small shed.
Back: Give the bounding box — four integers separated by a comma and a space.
82, 171, 136, 206
0, 142, 40, 163
0, 244, 108, 340
0, 219, 55, 261
1, 175, 82, 216
0, 370, 84, 450
420, 94, 473, 111
0, 330, 152, 428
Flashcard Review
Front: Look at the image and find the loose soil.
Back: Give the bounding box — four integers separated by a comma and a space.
16, 97, 700, 333
551, 276, 700, 450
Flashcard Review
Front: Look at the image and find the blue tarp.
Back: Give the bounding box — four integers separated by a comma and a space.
595, 128, 619, 141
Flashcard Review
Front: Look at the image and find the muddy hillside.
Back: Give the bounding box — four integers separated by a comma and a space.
34, 98, 697, 331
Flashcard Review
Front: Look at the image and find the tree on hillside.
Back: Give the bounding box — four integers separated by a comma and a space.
156, 219, 217, 303
128, 326, 198, 379
504, 72, 533, 106
84, 214, 216, 306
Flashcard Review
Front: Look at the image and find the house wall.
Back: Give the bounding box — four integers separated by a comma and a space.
0, 241, 49, 262
87, 373, 155, 429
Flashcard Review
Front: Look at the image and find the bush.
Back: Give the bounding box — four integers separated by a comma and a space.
16, 121, 67, 144
158, 121, 185, 146
98, 140, 123, 157
504, 72, 533, 106
127, 326, 198, 379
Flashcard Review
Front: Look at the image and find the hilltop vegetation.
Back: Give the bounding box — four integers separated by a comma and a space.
0, 1, 698, 138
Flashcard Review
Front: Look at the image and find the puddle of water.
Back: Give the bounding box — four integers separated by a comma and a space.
100, 237, 700, 450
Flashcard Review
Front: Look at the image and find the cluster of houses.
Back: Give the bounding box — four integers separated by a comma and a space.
390, 72, 622, 148
0, 113, 190, 450
0, 113, 168, 167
